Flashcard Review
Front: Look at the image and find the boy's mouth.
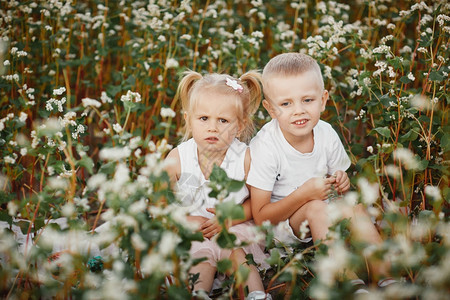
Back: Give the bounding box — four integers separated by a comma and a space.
292, 119, 308, 125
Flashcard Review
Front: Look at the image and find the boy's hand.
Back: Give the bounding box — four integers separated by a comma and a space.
333, 170, 350, 194
303, 177, 334, 201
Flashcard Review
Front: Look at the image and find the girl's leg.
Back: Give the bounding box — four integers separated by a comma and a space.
229, 248, 264, 292
189, 262, 216, 293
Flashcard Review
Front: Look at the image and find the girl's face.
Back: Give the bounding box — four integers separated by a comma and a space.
186, 90, 242, 154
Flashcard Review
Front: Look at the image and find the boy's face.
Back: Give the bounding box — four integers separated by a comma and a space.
262, 70, 328, 147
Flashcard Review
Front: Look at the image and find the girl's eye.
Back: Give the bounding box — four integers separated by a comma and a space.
200, 116, 208, 121
281, 102, 290, 106
219, 118, 228, 124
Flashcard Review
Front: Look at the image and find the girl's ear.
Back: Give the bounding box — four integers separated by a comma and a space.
321, 90, 329, 112
183, 111, 188, 122
262, 99, 276, 119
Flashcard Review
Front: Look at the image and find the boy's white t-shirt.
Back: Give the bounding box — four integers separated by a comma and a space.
176, 138, 249, 218
247, 119, 351, 204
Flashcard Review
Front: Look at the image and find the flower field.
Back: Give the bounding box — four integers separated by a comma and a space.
0, 0, 449, 299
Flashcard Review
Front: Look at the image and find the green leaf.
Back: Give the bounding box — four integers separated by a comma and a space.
76, 156, 94, 174
372, 127, 391, 138
399, 129, 418, 142
216, 201, 245, 221
167, 286, 191, 300
123, 100, 136, 111
228, 179, 245, 193
441, 132, 450, 152
265, 249, 281, 265
216, 229, 237, 249
400, 76, 412, 84
217, 258, 232, 273
429, 71, 444, 82
416, 158, 429, 171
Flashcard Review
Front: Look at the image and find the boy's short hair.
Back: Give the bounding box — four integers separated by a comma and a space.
262, 52, 324, 91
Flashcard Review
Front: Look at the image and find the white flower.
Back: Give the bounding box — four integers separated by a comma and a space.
394, 148, 419, 170
131, 233, 147, 251
87, 173, 107, 190
165, 58, 179, 69
367, 146, 373, 153
129, 136, 141, 149
61, 203, 75, 217
82, 97, 102, 108
4, 156, 16, 164
48, 177, 68, 190
141, 253, 173, 276
99, 147, 131, 161
159, 232, 181, 257
358, 178, 379, 205
120, 90, 141, 103
53, 87, 66, 96
7, 201, 18, 216
407, 72, 415, 81
425, 185, 441, 201
148, 141, 156, 152
18, 112, 27, 122
160, 107, 176, 118
112, 123, 123, 133
3, 60, 10, 66
101, 91, 113, 103
299, 220, 309, 240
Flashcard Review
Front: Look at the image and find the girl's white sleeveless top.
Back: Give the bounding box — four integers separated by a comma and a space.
176, 138, 249, 218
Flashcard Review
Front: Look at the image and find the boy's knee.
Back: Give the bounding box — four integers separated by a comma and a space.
304, 200, 328, 219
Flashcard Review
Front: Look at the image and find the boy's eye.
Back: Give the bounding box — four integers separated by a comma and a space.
304, 98, 313, 103
200, 116, 208, 121
219, 118, 228, 124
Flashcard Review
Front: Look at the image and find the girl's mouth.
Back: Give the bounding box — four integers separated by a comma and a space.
205, 137, 219, 142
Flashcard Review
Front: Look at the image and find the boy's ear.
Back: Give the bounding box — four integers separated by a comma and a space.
321, 90, 329, 112
262, 99, 276, 119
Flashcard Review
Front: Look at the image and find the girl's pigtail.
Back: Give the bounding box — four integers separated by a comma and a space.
176, 70, 203, 141
240, 70, 262, 115
177, 70, 203, 112
239, 70, 263, 142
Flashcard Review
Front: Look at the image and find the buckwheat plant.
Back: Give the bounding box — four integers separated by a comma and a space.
0, 0, 448, 298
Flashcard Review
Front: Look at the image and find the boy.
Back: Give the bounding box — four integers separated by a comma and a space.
247, 52, 396, 290
247, 52, 351, 243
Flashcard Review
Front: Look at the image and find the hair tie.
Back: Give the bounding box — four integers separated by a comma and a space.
226, 78, 243, 93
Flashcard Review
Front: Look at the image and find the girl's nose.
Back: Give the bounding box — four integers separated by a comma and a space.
207, 120, 218, 132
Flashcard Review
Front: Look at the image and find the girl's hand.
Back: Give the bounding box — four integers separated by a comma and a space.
200, 217, 222, 239
303, 177, 334, 201
333, 170, 350, 194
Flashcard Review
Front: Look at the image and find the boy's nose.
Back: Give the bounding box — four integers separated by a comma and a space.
293, 102, 305, 115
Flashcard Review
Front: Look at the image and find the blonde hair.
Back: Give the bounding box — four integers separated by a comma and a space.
176, 70, 262, 143
262, 53, 324, 99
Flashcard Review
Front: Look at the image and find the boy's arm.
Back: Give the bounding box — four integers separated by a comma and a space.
250, 177, 334, 225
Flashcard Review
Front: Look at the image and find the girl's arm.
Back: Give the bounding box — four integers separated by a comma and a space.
164, 148, 181, 185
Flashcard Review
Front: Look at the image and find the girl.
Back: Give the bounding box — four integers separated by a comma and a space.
164, 70, 270, 300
